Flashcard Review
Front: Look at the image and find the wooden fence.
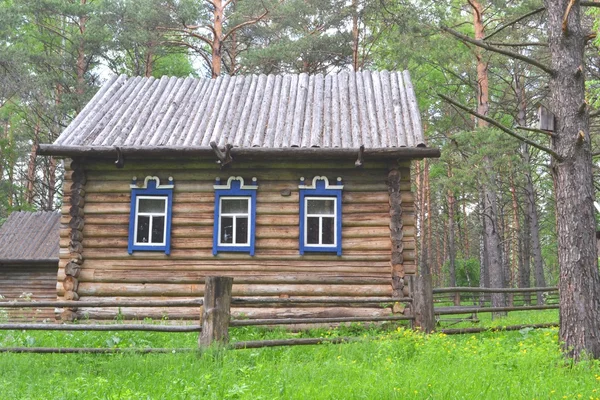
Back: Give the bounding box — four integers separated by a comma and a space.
0, 275, 559, 353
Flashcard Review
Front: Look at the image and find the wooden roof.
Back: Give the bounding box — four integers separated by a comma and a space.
0, 211, 60, 264
51, 70, 429, 151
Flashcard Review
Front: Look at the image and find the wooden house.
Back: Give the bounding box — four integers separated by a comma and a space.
38, 70, 440, 321
0, 211, 60, 320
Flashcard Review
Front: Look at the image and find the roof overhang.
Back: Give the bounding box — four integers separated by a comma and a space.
38, 145, 440, 160
0, 259, 59, 267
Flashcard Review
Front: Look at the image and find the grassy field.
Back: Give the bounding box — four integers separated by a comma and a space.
1, 310, 599, 399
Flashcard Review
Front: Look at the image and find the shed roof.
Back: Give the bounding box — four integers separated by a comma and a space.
0, 211, 60, 264
50, 70, 429, 152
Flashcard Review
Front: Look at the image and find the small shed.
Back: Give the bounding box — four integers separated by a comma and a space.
0, 211, 60, 320
39, 70, 440, 321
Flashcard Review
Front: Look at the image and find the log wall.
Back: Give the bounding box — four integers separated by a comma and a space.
0, 265, 57, 321
58, 157, 416, 320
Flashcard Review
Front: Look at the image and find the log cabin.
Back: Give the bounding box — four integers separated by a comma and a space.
0, 211, 60, 320
38, 70, 441, 321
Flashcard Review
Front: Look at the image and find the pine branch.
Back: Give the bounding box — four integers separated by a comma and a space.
483, 2, 600, 41
483, 7, 545, 40
438, 94, 562, 161
222, 9, 269, 43
441, 26, 554, 75
486, 41, 547, 47
516, 125, 556, 138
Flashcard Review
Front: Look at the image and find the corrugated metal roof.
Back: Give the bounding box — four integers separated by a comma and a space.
0, 211, 60, 262
54, 70, 426, 149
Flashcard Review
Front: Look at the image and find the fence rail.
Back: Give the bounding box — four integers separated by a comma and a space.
0, 276, 559, 353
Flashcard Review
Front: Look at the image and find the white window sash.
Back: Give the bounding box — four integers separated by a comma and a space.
134, 196, 168, 246
304, 196, 337, 247
218, 197, 251, 246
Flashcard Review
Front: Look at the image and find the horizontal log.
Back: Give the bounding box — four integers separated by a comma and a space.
435, 304, 558, 315
66, 282, 392, 297
433, 286, 558, 294
231, 337, 356, 349
231, 297, 408, 305
73, 306, 396, 320
441, 323, 558, 335
81, 224, 393, 240
76, 258, 390, 270
230, 315, 412, 326
0, 347, 195, 354
81, 249, 391, 261
83, 180, 409, 194
77, 236, 391, 252
84, 191, 411, 205
1, 299, 202, 308
0, 323, 201, 332
73, 270, 390, 285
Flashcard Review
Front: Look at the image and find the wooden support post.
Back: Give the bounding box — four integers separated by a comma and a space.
453, 292, 461, 307
199, 276, 233, 348
411, 274, 435, 333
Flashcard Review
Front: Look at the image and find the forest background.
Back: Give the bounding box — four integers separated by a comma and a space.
2, 0, 600, 295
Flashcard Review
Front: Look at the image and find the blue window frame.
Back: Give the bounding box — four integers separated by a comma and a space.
299, 176, 343, 256
213, 176, 258, 255
128, 176, 174, 255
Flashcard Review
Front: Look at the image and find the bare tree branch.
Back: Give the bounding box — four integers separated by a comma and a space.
438, 93, 562, 160
441, 25, 555, 75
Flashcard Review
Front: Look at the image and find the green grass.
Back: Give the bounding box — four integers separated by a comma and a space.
1, 311, 599, 399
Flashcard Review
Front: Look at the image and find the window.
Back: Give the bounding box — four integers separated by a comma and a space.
213, 176, 257, 255
128, 176, 174, 255
299, 176, 343, 255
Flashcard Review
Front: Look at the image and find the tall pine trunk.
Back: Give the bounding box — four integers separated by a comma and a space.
447, 166, 457, 287
471, 0, 506, 314
212, 0, 224, 78
544, 0, 600, 359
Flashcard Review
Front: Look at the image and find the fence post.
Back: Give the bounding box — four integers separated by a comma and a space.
453, 292, 461, 307
412, 274, 435, 333
199, 276, 233, 348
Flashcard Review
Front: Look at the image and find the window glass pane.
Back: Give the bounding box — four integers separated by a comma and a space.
152, 216, 165, 244
236, 217, 249, 244
322, 217, 335, 245
306, 217, 319, 244
220, 216, 234, 244
307, 199, 335, 215
136, 215, 150, 243
222, 198, 249, 214
139, 198, 166, 213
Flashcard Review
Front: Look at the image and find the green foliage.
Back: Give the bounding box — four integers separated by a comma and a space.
443, 257, 480, 287
1, 320, 600, 399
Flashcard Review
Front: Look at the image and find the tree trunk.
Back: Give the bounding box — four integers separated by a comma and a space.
479, 194, 489, 307
212, 0, 224, 78
352, 0, 360, 71
471, 0, 505, 315
462, 198, 470, 257
544, 0, 600, 359
76, 0, 87, 98
25, 122, 39, 204
523, 148, 546, 303
447, 177, 457, 287
514, 70, 531, 304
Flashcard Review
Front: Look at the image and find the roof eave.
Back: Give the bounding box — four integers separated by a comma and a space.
38, 144, 441, 160
0, 259, 59, 267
